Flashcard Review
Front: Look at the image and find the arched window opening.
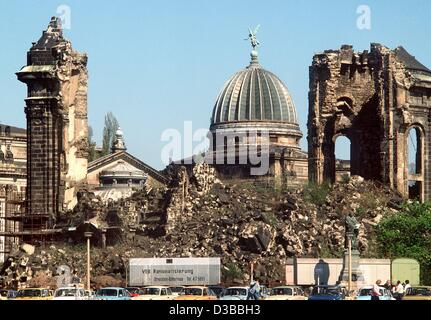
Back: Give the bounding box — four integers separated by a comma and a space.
335, 135, 351, 182
407, 127, 423, 200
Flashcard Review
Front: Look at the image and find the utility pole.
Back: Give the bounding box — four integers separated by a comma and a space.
251, 262, 254, 283
348, 234, 352, 294
84, 231, 93, 291
125, 259, 128, 287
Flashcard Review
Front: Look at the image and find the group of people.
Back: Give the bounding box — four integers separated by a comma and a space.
372, 279, 411, 300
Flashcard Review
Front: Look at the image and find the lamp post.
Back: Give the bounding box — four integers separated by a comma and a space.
250, 261, 254, 283
347, 232, 353, 293
84, 231, 93, 291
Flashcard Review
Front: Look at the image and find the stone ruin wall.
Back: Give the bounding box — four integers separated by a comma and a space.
308, 43, 431, 201
57, 39, 89, 211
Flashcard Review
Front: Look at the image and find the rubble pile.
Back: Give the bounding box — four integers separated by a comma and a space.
0, 164, 404, 287
0, 243, 135, 289
131, 171, 402, 282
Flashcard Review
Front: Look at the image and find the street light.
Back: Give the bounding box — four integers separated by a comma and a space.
84, 231, 93, 291
347, 232, 353, 294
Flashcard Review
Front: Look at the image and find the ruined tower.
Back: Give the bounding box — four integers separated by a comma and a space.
16, 17, 88, 225
308, 44, 431, 201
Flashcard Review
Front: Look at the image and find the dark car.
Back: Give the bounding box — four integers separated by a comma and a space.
308, 285, 346, 301
7, 290, 19, 300
208, 286, 225, 298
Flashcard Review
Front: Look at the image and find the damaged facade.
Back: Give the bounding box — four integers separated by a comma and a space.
308, 44, 431, 201
16, 17, 89, 226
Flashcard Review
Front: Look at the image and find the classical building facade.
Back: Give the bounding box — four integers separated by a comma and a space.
206, 33, 308, 187
0, 125, 26, 189
16, 17, 89, 227
308, 44, 431, 201
87, 128, 168, 202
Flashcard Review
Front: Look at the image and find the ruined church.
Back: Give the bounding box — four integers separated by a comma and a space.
308, 44, 431, 201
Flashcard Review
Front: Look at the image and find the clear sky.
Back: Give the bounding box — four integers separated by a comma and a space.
1, 0, 430, 169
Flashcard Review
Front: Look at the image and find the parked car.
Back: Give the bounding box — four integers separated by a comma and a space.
355, 286, 395, 300
265, 286, 307, 300
53, 287, 87, 300
208, 285, 225, 298
220, 287, 249, 300
132, 286, 175, 300
169, 286, 185, 296
7, 290, 19, 300
259, 285, 270, 299
15, 288, 53, 300
125, 287, 143, 297
402, 286, 431, 300
94, 287, 132, 300
174, 286, 218, 300
308, 285, 347, 301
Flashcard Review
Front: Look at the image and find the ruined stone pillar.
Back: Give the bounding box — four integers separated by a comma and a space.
16, 17, 88, 225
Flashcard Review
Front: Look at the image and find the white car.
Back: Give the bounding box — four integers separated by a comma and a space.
220, 287, 249, 300
356, 286, 396, 300
53, 287, 87, 300
132, 286, 175, 300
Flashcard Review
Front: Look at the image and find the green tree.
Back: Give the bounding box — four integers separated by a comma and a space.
376, 201, 431, 284
102, 112, 119, 156
87, 125, 98, 162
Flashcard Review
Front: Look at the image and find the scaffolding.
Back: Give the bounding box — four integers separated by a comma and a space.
0, 186, 24, 260
0, 186, 60, 261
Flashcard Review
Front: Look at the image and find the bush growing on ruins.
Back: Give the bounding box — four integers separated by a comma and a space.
340, 174, 350, 184
376, 201, 431, 284
303, 182, 330, 206
222, 263, 243, 284
263, 212, 279, 228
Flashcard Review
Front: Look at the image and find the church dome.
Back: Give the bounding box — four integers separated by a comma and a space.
211, 53, 299, 127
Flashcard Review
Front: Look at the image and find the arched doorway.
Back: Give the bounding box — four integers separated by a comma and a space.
334, 135, 351, 182
406, 126, 424, 200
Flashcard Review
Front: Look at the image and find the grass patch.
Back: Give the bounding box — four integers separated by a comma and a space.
263, 212, 279, 228
303, 182, 331, 206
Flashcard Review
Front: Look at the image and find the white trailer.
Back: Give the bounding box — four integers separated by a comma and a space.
129, 257, 221, 287
285, 258, 391, 286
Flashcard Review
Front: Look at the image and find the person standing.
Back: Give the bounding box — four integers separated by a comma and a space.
394, 281, 404, 300
371, 280, 382, 301
253, 278, 261, 300
247, 277, 261, 300
404, 280, 411, 293
383, 280, 392, 291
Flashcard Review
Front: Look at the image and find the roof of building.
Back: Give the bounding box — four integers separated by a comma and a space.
211, 51, 299, 127
88, 151, 168, 185
395, 46, 431, 74
0, 124, 26, 137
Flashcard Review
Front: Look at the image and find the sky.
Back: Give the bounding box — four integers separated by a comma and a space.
0, 0, 430, 169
